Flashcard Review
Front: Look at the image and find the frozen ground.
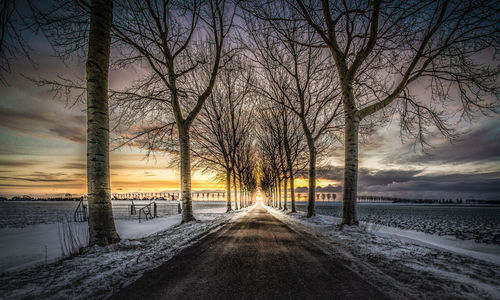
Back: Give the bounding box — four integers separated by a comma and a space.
266, 206, 500, 299
0, 206, 248, 300
0, 206, 228, 273
295, 202, 500, 245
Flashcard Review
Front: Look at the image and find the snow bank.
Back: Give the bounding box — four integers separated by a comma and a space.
265, 206, 500, 299
294, 202, 500, 245
0, 215, 181, 273
266, 207, 500, 266
0, 204, 236, 274
375, 225, 500, 266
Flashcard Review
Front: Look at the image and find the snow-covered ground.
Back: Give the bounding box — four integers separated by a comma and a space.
266, 206, 500, 299
0, 206, 248, 300
295, 202, 500, 245
0, 206, 228, 273
0, 200, 227, 228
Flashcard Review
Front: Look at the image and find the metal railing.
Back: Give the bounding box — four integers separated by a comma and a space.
74, 198, 88, 222
138, 201, 157, 223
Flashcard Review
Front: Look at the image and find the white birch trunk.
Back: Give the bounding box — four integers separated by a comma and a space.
232, 171, 239, 210
86, 0, 119, 246
179, 128, 195, 222
226, 168, 232, 212
289, 166, 296, 212
342, 113, 360, 225
306, 144, 317, 217
283, 176, 288, 210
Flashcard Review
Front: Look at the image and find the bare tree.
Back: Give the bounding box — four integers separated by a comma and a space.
109, 0, 234, 222
255, 100, 308, 210
86, 0, 119, 246
261, 103, 306, 211
242, 8, 342, 216
0, 0, 36, 85
280, 107, 308, 212
259, 159, 274, 206
272, 0, 500, 225
32, 0, 235, 224
192, 58, 254, 212
256, 103, 283, 208
236, 138, 258, 207
27, 0, 120, 245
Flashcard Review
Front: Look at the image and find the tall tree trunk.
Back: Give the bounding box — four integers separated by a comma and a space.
274, 186, 277, 207
283, 176, 288, 210
239, 181, 243, 209
233, 170, 239, 210
289, 166, 296, 212
179, 128, 195, 222
278, 179, 282, 209
273, 183, 278, 207
226, 168, 232, 212
86, 0, 119, 247
275, 180, 278, 208
342, 115, 360, 225
306, 143, 317, 217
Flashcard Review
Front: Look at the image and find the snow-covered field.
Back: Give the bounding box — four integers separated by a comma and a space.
266, 206, 500, 299
0, 200, 226, 228
295, 202, 500, 245
0, 206, 250, 300
0, 204, 228, 273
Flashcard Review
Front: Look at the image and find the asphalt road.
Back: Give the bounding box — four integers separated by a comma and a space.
110, 203, 388, 300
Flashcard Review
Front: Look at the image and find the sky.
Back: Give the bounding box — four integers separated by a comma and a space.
0, 19, 499, 200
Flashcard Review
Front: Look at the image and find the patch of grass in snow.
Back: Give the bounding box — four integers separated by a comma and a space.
57, 217, 88, 258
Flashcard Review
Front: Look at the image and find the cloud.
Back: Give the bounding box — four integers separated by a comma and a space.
111, 179, 179, 189
0, 106, 86, 143
424, 120, 500, 163
310, 164, 500, 199
313, 165, 422, 185
0, 159, 39, 167
358, 169, 422, 186
60, 162, 86, 169
0, 171, 80, 183
381, 119, 500, 165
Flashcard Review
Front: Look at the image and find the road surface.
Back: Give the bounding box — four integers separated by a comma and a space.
110, 203, 387, 299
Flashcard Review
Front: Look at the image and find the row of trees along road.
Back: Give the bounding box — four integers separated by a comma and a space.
1, 0, 498, 244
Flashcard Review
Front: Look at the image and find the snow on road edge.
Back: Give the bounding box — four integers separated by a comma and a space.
0, 206, 253, 300
265, 205, 500, 300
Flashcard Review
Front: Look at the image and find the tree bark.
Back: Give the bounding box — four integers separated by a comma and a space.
289, 166, 296, 212
233, 170, 239, 210
86, 0, 119, 247
274, 186, 277, 207
306, 143, 317, 217
283, 176, 288, 210
239, 181, 243, 209
342, 114, 360, 225
226, 168, 232, 212
278, 178, 282, 209
179, 128, 195, 222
